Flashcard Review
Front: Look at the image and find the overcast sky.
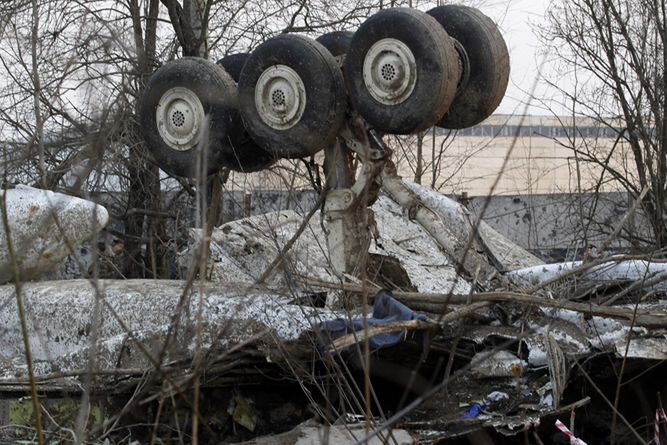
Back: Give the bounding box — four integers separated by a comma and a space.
478, 0, 558, 116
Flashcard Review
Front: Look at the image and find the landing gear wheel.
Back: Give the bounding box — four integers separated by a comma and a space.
216, 52, 250, 83
139, 57, 242, 178
316, 31, 354, 59
344, 8, 460, 134
217, 53, 277, 172
427, 5, 510, 129
238, 34, 346, 158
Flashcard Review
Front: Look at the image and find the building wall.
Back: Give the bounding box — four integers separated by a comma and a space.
223, 114, 632, 197
468, 192, 648, 261
175, 114, 645, 260
390, 114, 632, 196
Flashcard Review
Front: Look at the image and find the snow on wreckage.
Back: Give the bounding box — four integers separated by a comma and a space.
3, 185, 667, 442
2, 4, 667, 444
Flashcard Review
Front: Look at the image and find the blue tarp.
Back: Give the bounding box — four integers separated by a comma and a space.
319, 289, 427, 350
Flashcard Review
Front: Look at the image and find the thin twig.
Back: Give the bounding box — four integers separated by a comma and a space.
598, 185, 649, 255
255, 192, 325, 284
611, 284, 643, 443
326, 319, 438, 352
302, 278, 667, 327
0, 189, 45, 445
573, 360, 647, 444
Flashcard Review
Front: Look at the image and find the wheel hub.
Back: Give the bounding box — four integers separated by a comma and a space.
156, 87, 205, 151
363, 38, 417, 105
255, 65, 306, 130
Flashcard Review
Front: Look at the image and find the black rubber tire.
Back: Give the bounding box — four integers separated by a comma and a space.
427, 5, 510, 129
216, 52, 250, 82
139, 57, 243, 178
225, 136, 277, 172
238, 34, 346, 158
217, 53, 277, 172
316, 30, 354, 58
344, 8, 460, 135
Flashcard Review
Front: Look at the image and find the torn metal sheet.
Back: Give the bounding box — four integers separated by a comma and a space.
369, 196, 471, 294
183, 210, 334, 287
613, 337, 667, 360
0, 185, 108, 284
382, 175, 507, 288
527, 315, 591, 359
184, 196, 472, 295
522, 306, 666, 362
470, 350, 527, 378
507, 259, 667, 292
234, 420, 414, 445
459, 315, 591, 369
0, 279, 341, 387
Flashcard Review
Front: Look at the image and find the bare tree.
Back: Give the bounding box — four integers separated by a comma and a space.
2, 0, 429, 279
544, 0, 666, 248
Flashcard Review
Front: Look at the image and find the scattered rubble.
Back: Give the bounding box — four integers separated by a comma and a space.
1, 181, 667, 444
183, 195, 475, 295
238, 420, 414, 445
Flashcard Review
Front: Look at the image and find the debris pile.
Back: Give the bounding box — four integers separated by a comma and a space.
1, 181, 666, 444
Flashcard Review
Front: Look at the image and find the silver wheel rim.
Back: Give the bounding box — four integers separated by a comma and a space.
363, 38, 417, 105
254, 64, 306, 130
156, 87, 205, 151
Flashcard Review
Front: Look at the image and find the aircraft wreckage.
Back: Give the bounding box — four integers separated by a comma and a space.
2, 5, 667, 444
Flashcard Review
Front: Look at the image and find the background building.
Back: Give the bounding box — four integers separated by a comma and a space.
391, 114, 629, 196
219, 114, 642, 261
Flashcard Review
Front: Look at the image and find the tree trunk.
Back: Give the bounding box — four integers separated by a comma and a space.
123, 0, 166, 278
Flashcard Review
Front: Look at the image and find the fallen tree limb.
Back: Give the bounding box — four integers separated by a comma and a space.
326, 319, 438, 353
438, 301, 491, 324
302, 278, 667, 328
393, 291, 667, 327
